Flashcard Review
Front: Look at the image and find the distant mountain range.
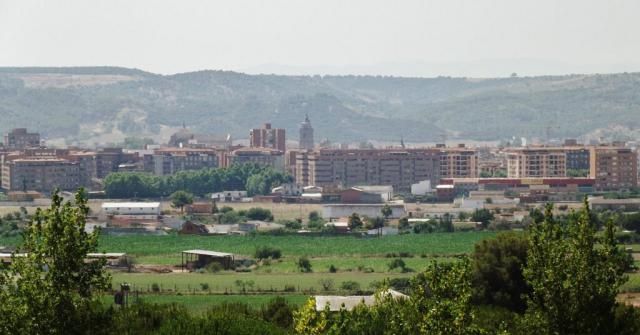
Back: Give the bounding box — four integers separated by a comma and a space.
0, 67, 639, 146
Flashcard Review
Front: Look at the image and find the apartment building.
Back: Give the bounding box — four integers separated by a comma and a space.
149, 148, 219, 176
589, 146, 638, 190
95, 148, 138, 179
3, 128, 40, 149
226, 147, 285, 171
1, 158, 80, 192
249, 123, 286, 152
438, 145, 478, 178
294, 149, 440, 191
505, 148, 566, 178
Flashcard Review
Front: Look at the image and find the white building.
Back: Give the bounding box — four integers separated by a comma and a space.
354, 185, 394, 202
411, 180, 432, 195
101, 202, 161, 216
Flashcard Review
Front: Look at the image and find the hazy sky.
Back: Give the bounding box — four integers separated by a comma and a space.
1, 0, 639, 77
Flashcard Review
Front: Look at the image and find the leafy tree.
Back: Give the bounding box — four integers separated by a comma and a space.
522, 201, 628, 334
255, 246, 282, 260
388, 258, 407, 272
398, 217, 410, 231
211, 201, 219, 214
319, 278, 335, 291
0, 189, 110, 335
412, 259, 482, 335
471, 232, 530, 313
438, 212, 455, 232
308, 211, 320, 221
170, 190, 194, 213
528, 207, 544, 224
381, 204, 392, 220
220, 206, 234, 213
347, 213, 363, 230
367, 216, 385, 235
246, 207, 274, 221
471, 208, 494, 228
297, 257, 312, 273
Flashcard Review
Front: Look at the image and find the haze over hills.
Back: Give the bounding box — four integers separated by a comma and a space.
0, 66, 639, 146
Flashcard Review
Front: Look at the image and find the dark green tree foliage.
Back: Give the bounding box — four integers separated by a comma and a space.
101, 301, 289, 335
522, 201, 628, 334
255, 246, 282, 260
471, 208, 494, 228
471, 232, 530, 313
0, 189, 111, 335
347, 213, 363, 230
104, 164, 292, 198
246, 207, 274, 221
298, 257, 312, 273
170, 190, 194, 213
294, 259, 483, 335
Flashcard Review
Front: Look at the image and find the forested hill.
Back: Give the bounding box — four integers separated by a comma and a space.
1, 66, 639, 144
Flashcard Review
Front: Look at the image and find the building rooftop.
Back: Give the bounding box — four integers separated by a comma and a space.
101, 202, 161, 209
181, 249, 234, 257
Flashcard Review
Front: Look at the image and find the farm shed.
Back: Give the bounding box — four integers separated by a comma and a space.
181, 249, 235, 271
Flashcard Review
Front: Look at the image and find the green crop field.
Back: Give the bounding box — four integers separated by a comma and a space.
110, 272, 411, 294
0, 232, 494, 266
101, 294, 309, 313
101, 232, 493, 258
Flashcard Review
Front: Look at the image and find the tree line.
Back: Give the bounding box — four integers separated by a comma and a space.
103, 164, 292, 198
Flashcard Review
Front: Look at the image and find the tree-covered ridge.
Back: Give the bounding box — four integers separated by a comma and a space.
103, 164, 292, 198
1, 67, 639, 143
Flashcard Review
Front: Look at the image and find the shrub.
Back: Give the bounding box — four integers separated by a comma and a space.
151, 283, 160, 292
388, 258, 406, 271
283, 219, 302, 230
220, 206, 234, 213
260, 297, 295, 329
255, 246, 282, 260
246, 207, 274, 221
340, 280, 361, 292
206, 262, 223, 273
283, 284, 296, 292
319, 278, 334, 291
200, 283, 210, 291
389, 277, 411, 292
329, 264, 337, 273
297, 257, 312, 273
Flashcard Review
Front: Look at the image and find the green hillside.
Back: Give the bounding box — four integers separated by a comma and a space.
1, 67, 639, 143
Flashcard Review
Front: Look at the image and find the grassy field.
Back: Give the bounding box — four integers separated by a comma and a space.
0, 232, 494, 262
101, 294, 310, 313
101, 232, 493, 258
111, 271, 410, 293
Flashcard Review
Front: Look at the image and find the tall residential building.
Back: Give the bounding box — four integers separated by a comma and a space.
249, 123, 286, 152
439, 145, 478, 178
565, 147, 591, 171
294, 149, 441, 191
505, 148, 566, 178
589, 146, 638, 190
1, 158, 80, 192
299, 115, 314, 150
149, 148, 219, 176
226, 147, 285, 171
3, 128, 40, 149
95, 148, 138, 179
